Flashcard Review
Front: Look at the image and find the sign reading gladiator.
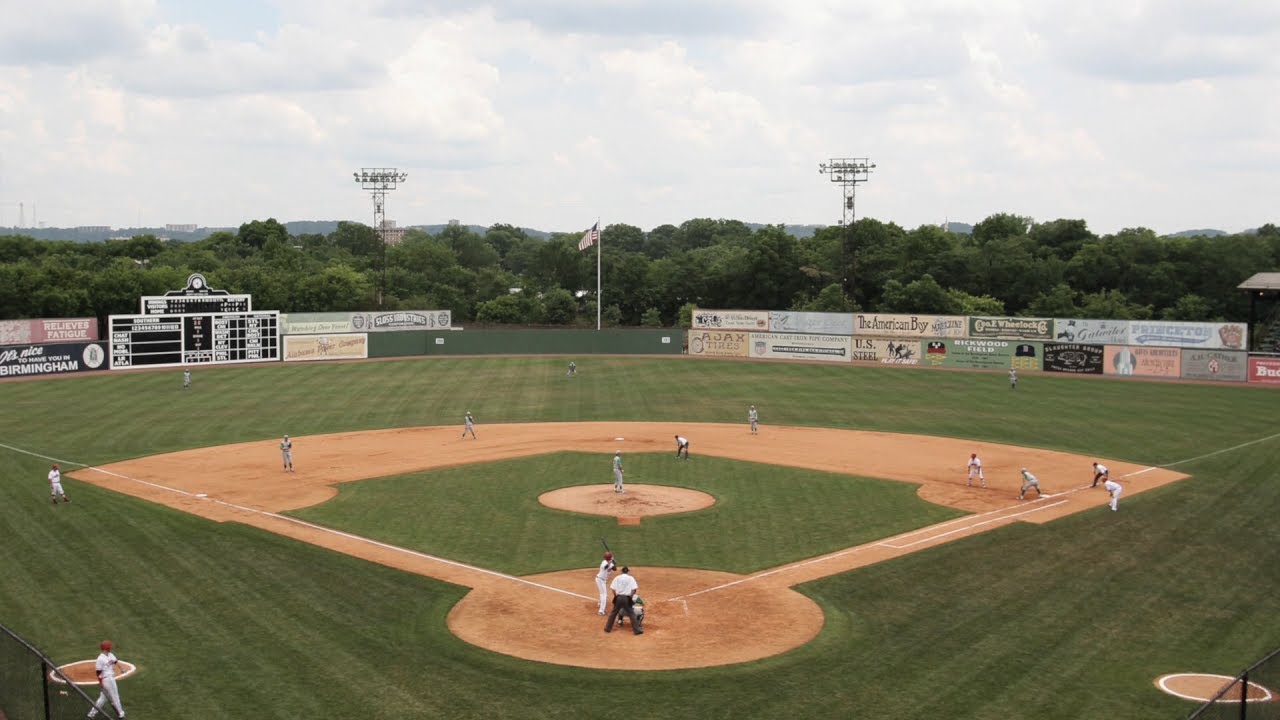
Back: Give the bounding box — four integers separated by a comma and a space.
967, 316, 1054, 341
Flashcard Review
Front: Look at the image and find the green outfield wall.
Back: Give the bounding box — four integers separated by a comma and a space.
367, 329, 682, 358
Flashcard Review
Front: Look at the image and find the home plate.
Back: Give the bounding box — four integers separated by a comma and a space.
614, 437, 625, 441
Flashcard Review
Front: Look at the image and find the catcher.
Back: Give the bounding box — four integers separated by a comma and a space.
615, 595, 645, 630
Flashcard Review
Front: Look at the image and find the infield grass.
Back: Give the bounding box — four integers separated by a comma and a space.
0, 357, 1278, 719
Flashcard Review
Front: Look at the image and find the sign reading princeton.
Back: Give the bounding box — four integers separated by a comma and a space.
967, 316, 1054, 341
1127, 321, 1248, 350
854, 314, 967, 338
691, 309, 769, 332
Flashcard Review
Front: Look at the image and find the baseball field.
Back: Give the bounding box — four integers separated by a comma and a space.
1, 356, 1278, 719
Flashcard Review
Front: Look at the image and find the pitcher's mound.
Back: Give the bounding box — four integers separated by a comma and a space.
539, 484, 715, 522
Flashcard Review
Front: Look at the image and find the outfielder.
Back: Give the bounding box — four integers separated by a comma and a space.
567, 361, 577, 377
748, 405, 759, 435
1009, 369, 1018, 389
462, 412, 477, 439
966, 453, 986, 488
595, 551, 617, 614
1091, 462, 1109, 488
48, 464, 69, 504
183, 368, 191, 390
87, 640, 125, 719
612, 451, 625, 493
1017, 468, 1043, 500
1104, 478, 1123, 511
674, 435, 690, 460
280, 435, 294, 472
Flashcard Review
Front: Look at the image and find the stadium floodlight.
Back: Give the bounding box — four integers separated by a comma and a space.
352, 168, 409, 307
818, 158, 875, 228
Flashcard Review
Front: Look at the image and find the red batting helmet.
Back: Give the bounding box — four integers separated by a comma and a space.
53, 464, 59, 469
100, 640, 112, 651
604, 552, 613, 560
971, 453, 977, 459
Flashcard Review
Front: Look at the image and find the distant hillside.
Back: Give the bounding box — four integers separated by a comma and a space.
1165, 228, 1227, 238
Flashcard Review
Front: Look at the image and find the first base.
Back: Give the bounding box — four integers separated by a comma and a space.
614, 437, 625, 441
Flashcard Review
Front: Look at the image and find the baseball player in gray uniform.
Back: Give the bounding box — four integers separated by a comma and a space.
748, 405, 759, 435
183, 368, 191, 390
612, 451, 625, 493
1017, 468, 1043, 500
462, 412, 477, 439
280, 435, 294, 472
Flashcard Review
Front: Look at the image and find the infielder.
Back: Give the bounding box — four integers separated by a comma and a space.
1017, 468, 1043, 500
748, 405, 759, 435
87, 640, 125, 719
183, 368, 191, 390
1104, 478, 1123, 511
1009, 369, 1018, 389
966, 453, 986, 488
612, 451, 625, 493
48, 464, 69, 504
462, 412, 477, 439
1091, 462, 1109, 488
595, 551, 617, 614
280, 435, 294, 472
674, 435, 690, 460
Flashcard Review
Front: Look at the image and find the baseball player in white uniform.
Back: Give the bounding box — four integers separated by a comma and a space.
595, 552, 617, 614
280, 435, 294, 472
966, 453, 986, 488
1104, 478, 1123, 511
1017, 468, 1043, 500
674, 435, 690, 460
612, 451, 625, 493
1091, 462, 1109, 488
567, 361, 577, 377
1009, 369, 1018, 389
87, 640, 125, 719
462, 412, 477, 439
748, 405, 759, 435
48, 464, 69, 504
183, 368, 191, 390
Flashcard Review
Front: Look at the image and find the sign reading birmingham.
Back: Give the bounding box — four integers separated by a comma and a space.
140, 273, 253, 315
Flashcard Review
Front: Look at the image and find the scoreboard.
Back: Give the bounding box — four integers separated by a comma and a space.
109, 312, 280, 368
140, 294, 252, 316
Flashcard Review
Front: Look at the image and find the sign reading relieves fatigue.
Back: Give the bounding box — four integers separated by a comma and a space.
691, 309, 769, 332
1180, 349, 1247, 382
687, 330, 749, 357
1127, 321, 1248, 350
0, 318, 99, 345
1043, 343, 1104, 374
968, 316, 1054, 341
1103, 345, 1181, 377
1052, 319, 1129, 345
853, 314, 967, 338
768, 311, 855, 336
749, 333, 851, 362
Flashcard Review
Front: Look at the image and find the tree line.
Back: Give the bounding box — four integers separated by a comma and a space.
0, 214, 1277, 327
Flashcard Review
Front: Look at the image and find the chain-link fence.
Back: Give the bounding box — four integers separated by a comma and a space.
1188, 646, 1280, 720
0, 623, 119, 720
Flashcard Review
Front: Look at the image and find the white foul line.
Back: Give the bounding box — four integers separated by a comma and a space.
879, 500, 1068, 549
0, 442, 592, 602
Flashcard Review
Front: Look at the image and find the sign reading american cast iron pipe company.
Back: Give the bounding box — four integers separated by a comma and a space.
967, 316, 1054, 341
853, 314, 967, 338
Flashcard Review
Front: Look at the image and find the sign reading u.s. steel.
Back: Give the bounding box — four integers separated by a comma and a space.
967, 316, 1054, 340
854, 314, 967, 338
690, 309, 769, 332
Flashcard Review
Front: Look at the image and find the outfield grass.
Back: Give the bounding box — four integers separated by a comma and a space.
1, 357, 1278, 719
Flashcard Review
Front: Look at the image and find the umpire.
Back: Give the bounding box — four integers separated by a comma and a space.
604, 567, 643, 635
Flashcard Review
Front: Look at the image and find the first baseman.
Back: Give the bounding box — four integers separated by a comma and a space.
595, 551, 617, 614
748, 405, 759, 435
48, 464, 69, 504
612, 451, 625, 493
280, 435, 294, 472
183, 368, 191, 390
966, 453, 986, 488
1104, 478, 1123, 511
87, 640, 125, 719
462, 412, 477, 439
1017, 468, 1043, 500
674, 435, 690, 460
1091, 462, 1109, 488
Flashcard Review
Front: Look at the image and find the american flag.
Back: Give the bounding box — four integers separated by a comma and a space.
578, 222, 599, 251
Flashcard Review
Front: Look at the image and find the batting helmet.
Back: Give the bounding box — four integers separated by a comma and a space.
604, 552, 613, 560
100, 640, 112, 651
971, 453, 977, 459
52, 464, 59, 470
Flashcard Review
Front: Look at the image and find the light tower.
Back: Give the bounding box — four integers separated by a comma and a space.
353, 168, 408, 307
818, 157, 875, 228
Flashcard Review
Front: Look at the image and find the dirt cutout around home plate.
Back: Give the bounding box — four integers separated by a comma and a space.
1155, 673, 1277, 704
74, 422, 1187, 671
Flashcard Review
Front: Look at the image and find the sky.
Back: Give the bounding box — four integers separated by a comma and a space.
0, 0, 1276, 236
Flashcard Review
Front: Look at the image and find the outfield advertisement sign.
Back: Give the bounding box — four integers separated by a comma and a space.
1103, 345, 1181, 377
923, 339, 1041, 370
1042, 343, 1105, 374
691, 309, 769, 332
967, 316, 1054, 341
0, 318, 99, 345
0, 341, 108, 378
853, 314, 967, 338
1248, 357, 1280, 385
749, 333, 851, 362
687, 330, 750, 358
281, 311, 451, 335
850, 337, 922, 364
768, 311, 854, 336
1180, 350, 1248, 382
1127, 321, 1248, 350
1052, 319, 1129, 345
282, 334, 369, 362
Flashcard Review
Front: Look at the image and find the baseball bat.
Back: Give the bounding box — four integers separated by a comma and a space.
600, 537, 611, 553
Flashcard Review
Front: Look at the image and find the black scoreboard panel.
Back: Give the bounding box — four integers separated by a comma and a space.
140, 294, 252, 315
109, 312, 280, 369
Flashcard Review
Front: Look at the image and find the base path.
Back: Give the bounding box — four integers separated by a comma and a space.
74, 422, 1186, 670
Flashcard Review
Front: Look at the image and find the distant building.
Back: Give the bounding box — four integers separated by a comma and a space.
165, 223, 198, 233
379, 219, 406, 245
74, 225, 112, 233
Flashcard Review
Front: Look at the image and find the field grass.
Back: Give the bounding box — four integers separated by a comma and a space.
1, 356, 1278, 719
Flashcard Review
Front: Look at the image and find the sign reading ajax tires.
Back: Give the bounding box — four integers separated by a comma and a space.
688, 330, 749, 357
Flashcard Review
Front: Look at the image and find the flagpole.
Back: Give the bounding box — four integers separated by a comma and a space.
596, 217, 602, 331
